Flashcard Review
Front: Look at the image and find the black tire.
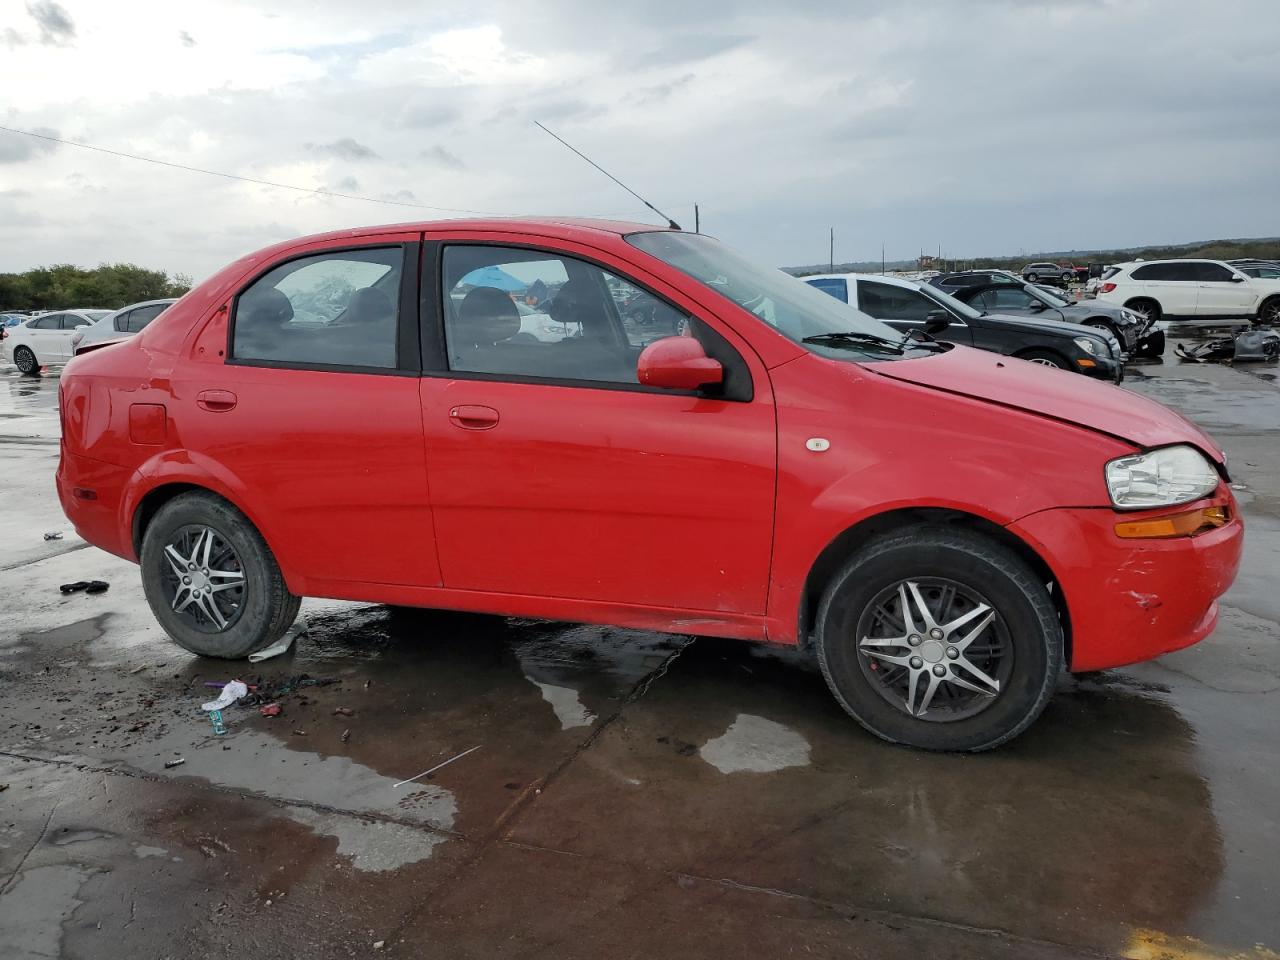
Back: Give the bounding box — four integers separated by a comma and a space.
1026, 272, 1039, 283
815, 527, 1061, 752
140, 491, 300, 658
1016, 348, 1071, 370
1257, 296, 1280, 327
13, 345, 38, 375
1125, 298, 1161, 325
1060, 272, 1073, 283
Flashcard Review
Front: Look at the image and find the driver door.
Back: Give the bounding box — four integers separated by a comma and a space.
854, 280, 973, 345
418, 237, 777, 614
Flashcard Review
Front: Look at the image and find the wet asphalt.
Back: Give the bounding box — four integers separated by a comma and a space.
1, 329, 1277, 960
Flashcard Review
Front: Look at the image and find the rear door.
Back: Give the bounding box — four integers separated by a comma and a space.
1133, 262, 1198, 317
855, 279, 974, 345
27, 313, 63, 359
176, 233, 442, 589
417, 236, 776, 614
1194, 262, 1257, 317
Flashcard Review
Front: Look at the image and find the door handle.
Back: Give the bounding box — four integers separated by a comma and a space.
197, 389, 238, 412
448, 404, 499, 430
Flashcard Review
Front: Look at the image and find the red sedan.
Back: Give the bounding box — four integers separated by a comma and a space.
57, 219, 1242, 751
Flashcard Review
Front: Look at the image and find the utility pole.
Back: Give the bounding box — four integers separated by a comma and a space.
829, 227, 834, 273
694, 204, 700, 234
881, 243, 885, 275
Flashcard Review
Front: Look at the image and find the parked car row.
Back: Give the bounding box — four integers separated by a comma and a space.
805, 272, 1129, 380
1095, 258, 1280, 325
1, 300, 175, 372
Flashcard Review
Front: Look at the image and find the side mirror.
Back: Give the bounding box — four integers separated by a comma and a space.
1229, 275, 1246, 283
637, 336, 723, 391
1027, 299, 1047, 311
924, 309, 951, 335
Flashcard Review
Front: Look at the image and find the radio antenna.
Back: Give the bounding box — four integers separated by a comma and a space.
534, 121, 682, 230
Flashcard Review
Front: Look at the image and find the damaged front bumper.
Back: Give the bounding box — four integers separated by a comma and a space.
1007, 489, 1243, 672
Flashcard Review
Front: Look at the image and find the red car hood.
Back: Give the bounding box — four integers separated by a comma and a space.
869, 346, 1224, 461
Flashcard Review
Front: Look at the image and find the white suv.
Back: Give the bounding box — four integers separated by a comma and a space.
1096, 258, 1280, 325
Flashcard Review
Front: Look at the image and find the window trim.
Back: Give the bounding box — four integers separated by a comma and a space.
422, 239, 755, 402
226, 242, 421, 377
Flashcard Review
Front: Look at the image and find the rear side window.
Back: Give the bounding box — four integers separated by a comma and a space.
125, 303, 167, 333
1132, 262, 1196, 281
232, 247, 401, 369
1100, 267, 1120, 281
30, 314, 61, 329
805, 278, 849, 302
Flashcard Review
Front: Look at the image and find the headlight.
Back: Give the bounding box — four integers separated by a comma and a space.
1105, 445, 1220, 509
1073, 335, 1106, 356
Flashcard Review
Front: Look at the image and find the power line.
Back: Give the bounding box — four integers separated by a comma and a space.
0, 123, 505, 215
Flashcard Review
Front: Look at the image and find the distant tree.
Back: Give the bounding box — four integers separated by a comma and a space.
0, 263, 194, 311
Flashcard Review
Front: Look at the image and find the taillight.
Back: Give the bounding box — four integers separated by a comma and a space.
1100, 282, 1117, 294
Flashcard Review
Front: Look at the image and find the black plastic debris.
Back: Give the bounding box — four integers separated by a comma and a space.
43, 531, 64, 541
58, 580, 109, 595
1176, 329, 1280, 363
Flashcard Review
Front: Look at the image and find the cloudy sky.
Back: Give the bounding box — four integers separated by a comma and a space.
2, 0, 1277, 280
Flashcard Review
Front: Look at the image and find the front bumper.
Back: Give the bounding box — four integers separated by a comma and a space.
1079, 355, 1124, 383
1008, 491, 1242, 672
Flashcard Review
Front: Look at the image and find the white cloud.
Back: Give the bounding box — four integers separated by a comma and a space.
0, 0, 1276, 279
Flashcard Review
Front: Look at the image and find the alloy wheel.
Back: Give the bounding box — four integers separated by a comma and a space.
14, 346, 36, 374
160, 525, 247, 633
1029, 357, 1058, 366
855, 578, 1011, 720
1262, 300, 1280, 325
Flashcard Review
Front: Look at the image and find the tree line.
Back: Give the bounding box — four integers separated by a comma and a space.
0, 263, 193, 312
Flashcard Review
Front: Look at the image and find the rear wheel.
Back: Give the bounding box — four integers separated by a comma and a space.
1257, 296, 1280, 327
815, 527, 1061, 751
1026, 272, 1039, 283
140, 491, 300, 658
1017, 348, 1070, 369
13, 345, 38, 375
1125, 298, 1161, 325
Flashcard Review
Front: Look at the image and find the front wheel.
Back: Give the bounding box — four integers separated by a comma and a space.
13, 345, 38, 375
1026, 272, 1039, 283
1017, 348, 1071, 369
815, 527, 1061, 751
140, 491, 301, 658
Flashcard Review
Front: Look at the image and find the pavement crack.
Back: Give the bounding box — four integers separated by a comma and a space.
1, 794, 59, 896
0, 541, 91, 572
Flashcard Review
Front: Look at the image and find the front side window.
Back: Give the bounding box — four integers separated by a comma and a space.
1193, 262, 1235, 282
233, 247, 401, 369
441, 245, 645, 384
987, 287, 1037, 310
859, 281, 936, 322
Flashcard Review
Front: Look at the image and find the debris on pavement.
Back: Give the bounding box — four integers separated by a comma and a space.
332, 707, 354, 717
291, 729, 307, 736
201, 680, 249, 712
247, 618, 308, 663
394, 744, 482, 788
164, 758, 186, 769
341, 728, 350, 742
1176, 329, 1280, 363
43, 531, 64, 540
57, 579, 109, 595
259, 702, 283, 717
209, 709, 227, 736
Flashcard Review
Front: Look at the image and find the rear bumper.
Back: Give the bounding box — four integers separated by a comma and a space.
56, 448, 139, 561
1008, 492, 1243, 671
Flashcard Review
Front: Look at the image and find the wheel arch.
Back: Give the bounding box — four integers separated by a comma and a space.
797, 506, 1071, 664
127, 459, 301, 593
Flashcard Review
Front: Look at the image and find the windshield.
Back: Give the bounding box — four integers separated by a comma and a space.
626, 231, 925, 359
918, 283, 982, 320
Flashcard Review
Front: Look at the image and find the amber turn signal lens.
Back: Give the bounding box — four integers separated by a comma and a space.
1114, 505, 1230, 539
